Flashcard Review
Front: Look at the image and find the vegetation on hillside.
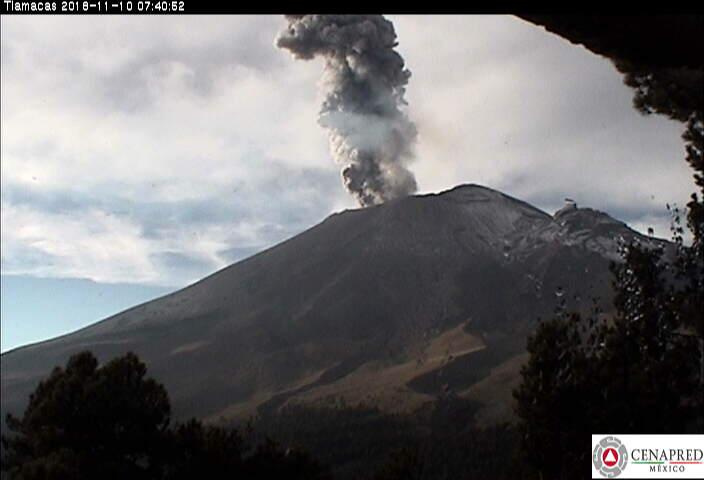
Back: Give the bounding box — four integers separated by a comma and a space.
512, 23, 704, 477
2, 16, 701, 480
1, 351, 329, 480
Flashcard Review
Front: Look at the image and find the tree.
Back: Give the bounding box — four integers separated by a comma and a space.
1, 351, 331, 480
163, 421, 331, 480
515, 18, 704, 476
161, 419, 244, 480
514, 240, 702, 479
513, 314, 593, 479
1, 351, 171, 480
244, 438, 331, 480
372, 447, 426, 480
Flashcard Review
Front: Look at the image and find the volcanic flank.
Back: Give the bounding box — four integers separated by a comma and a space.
0, 184, 664, 426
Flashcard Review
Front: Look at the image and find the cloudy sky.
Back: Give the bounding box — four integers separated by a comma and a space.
0, 15, 695, 352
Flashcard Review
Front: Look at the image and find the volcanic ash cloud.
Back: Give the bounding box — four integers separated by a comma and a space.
276, 14, 418, 207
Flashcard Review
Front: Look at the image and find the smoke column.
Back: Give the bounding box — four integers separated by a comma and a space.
276, 15, 418, 207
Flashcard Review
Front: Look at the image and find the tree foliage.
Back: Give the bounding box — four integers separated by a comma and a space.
1, 351, 329, 480
514, 238, 703, 479
1, 351, 170, 480
250, 399, 519, 480
515, 77, 703, 480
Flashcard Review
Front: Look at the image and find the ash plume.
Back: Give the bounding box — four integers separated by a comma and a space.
276, 15, 418, 207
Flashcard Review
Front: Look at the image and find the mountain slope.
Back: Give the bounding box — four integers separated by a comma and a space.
1, 184, 659, 425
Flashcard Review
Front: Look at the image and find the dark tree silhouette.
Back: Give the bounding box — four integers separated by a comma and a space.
161, 419, 244, 480
515, 15, 703, 478
515, 235, 703, 479
244, 438, 331, 480
513, 313, 594, 479
1, 351, 171, 480
372, 447, 426, 480
1, 351, 330, 480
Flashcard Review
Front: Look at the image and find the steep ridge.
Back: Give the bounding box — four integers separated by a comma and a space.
1, 184, 659, 425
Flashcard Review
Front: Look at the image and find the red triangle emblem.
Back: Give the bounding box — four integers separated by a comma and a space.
602, 448, 619, 467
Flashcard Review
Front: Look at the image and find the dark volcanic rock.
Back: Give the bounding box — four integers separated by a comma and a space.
1, 184, 662, 425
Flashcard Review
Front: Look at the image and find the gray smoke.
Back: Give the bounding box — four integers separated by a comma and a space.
276, 15, 418, 207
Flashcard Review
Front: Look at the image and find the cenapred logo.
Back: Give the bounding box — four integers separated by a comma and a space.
591, 434, 704, 479
593, 436, 629, 478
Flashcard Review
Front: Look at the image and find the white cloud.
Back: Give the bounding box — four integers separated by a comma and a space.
1, 15, 697, 287
391, 15, 693, 213
1, 203, 159, 284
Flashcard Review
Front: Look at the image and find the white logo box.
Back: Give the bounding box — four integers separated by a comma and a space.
592, 435, 704, 479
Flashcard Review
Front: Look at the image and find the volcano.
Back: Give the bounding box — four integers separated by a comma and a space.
1, 184, 662, 426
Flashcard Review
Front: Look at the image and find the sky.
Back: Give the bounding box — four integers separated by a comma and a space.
0, 15, 695, 352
